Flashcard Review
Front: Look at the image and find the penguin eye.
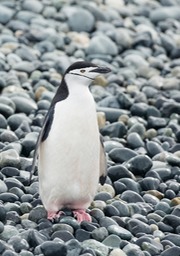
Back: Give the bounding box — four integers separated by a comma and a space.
80, 69, 85, 73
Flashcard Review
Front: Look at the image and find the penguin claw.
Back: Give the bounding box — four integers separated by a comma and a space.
73, 210, 92, 222
47, 211, 65, 220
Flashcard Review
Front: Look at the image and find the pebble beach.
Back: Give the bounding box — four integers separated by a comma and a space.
0, 0, 180, 255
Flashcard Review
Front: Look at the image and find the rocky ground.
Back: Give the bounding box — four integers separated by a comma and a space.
0, 0, 180, 255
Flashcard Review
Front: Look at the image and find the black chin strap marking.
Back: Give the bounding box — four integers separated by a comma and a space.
71, 72, 94, 81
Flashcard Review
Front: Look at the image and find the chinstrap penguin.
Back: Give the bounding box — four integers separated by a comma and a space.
31, 61, 111, 222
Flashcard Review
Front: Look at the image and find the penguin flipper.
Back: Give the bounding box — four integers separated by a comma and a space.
99, 134, 107, 185
29, 107, 54, 182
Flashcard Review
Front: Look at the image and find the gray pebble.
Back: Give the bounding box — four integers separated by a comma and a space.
22, 0, 43, 14
107, 225, 132, 240
108, 165, 134, 182
127, 132, 144, 149
161, 246, 180, 256
7, 114, 31, 131
8, 236, 29, 253
65, 7, 95, 33
0, 103, 15, 118
0, 180, 8, 194
101, 122, 127, 138
91, 227, 108, 242
0, 130, 18, 143
0, 5, 14, 24
125, 155, 153, 175
121, 190, 144, 203
139, 177, 160, 191
97, 107, 130, 123
10, 96, 37, 115
102, 234, 121, 248
127, 219, 151, 236
0, 114, 7, 129
0, 149, 20, 169
0, 225, 19, 241
150, 6, 180, 23
40, 241, 67, 256
109, 148, 138, 163
87, 35, 118, 56
111, 201, 130, 217
81, 239, 109, 256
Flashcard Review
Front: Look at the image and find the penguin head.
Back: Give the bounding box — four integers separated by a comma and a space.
64, 61, 111, 86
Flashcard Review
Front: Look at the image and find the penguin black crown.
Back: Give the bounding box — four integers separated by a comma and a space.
31, 61, 111, 222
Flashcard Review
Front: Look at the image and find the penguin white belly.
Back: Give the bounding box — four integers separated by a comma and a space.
38, 95, 100, 213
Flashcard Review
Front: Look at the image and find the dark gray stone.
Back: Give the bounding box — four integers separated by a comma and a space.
101, 122, 127, 138
0, 5, 14, 24
127, 132, 144, 149
127, 219, 151, 236
109, 148, 138, 163
125, 155, 153, 175
108, 165, 134, 182
121, 190, 144, 203
40, 241, 67, 256
10, 96, 37, 115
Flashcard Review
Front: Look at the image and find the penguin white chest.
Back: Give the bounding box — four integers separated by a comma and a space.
38, 90, 100, 212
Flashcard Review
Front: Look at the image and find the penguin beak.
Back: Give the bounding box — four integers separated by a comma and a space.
90, 66, 111, 74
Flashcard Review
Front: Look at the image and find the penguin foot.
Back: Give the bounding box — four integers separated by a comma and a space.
73, 209, 92, 222
47, 211, 65, 220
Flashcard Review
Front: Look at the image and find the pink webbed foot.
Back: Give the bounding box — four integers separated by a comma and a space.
73, 209, 92, 222
47, 211, 65, 220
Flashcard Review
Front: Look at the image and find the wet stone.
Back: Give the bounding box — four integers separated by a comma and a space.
161, 246, 180, 256
127, 132, 144, 149
139, 177, 160, 191
127, 219, 151, 236
51, 230, 74, 242
0, 104, 15, 118
0, 149, 20, 168
28, 206, 47, 223
108, 165, 134, 182
0, 114, 7, 129
109, 148, 138, 163
125, 155, 153, 175
91, 227, 108, 242
121, 191, 144, 203
75, 229, 91, 242
102, 234, 121, 248
100, 122, 127, 138
40, 241, 67, 256
107, 225, 132, 240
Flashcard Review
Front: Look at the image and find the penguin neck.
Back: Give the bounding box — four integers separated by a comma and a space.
64, 75, 92, 99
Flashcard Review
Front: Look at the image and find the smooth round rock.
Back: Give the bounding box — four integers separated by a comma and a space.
87, 35, 118, 56
91, 227, 108, 242
22, 0, 43, 13
127, 219, 151, 236
127, 132, 144, 149
10, 96, 37, 115
121, 190, 144, 203
40, 241, 67, 256
0, 103, 14, 118
108, 165, 134, 182
125, 155, 153, 175
28, 206, 47, 223
0, 225, 19, 241
67, 7, 95, 33
107, 225, 132, 240
0, 5, 14, 24
0, 149, 20, 169
109, 148, 138, 163
0, 114, 7, 129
